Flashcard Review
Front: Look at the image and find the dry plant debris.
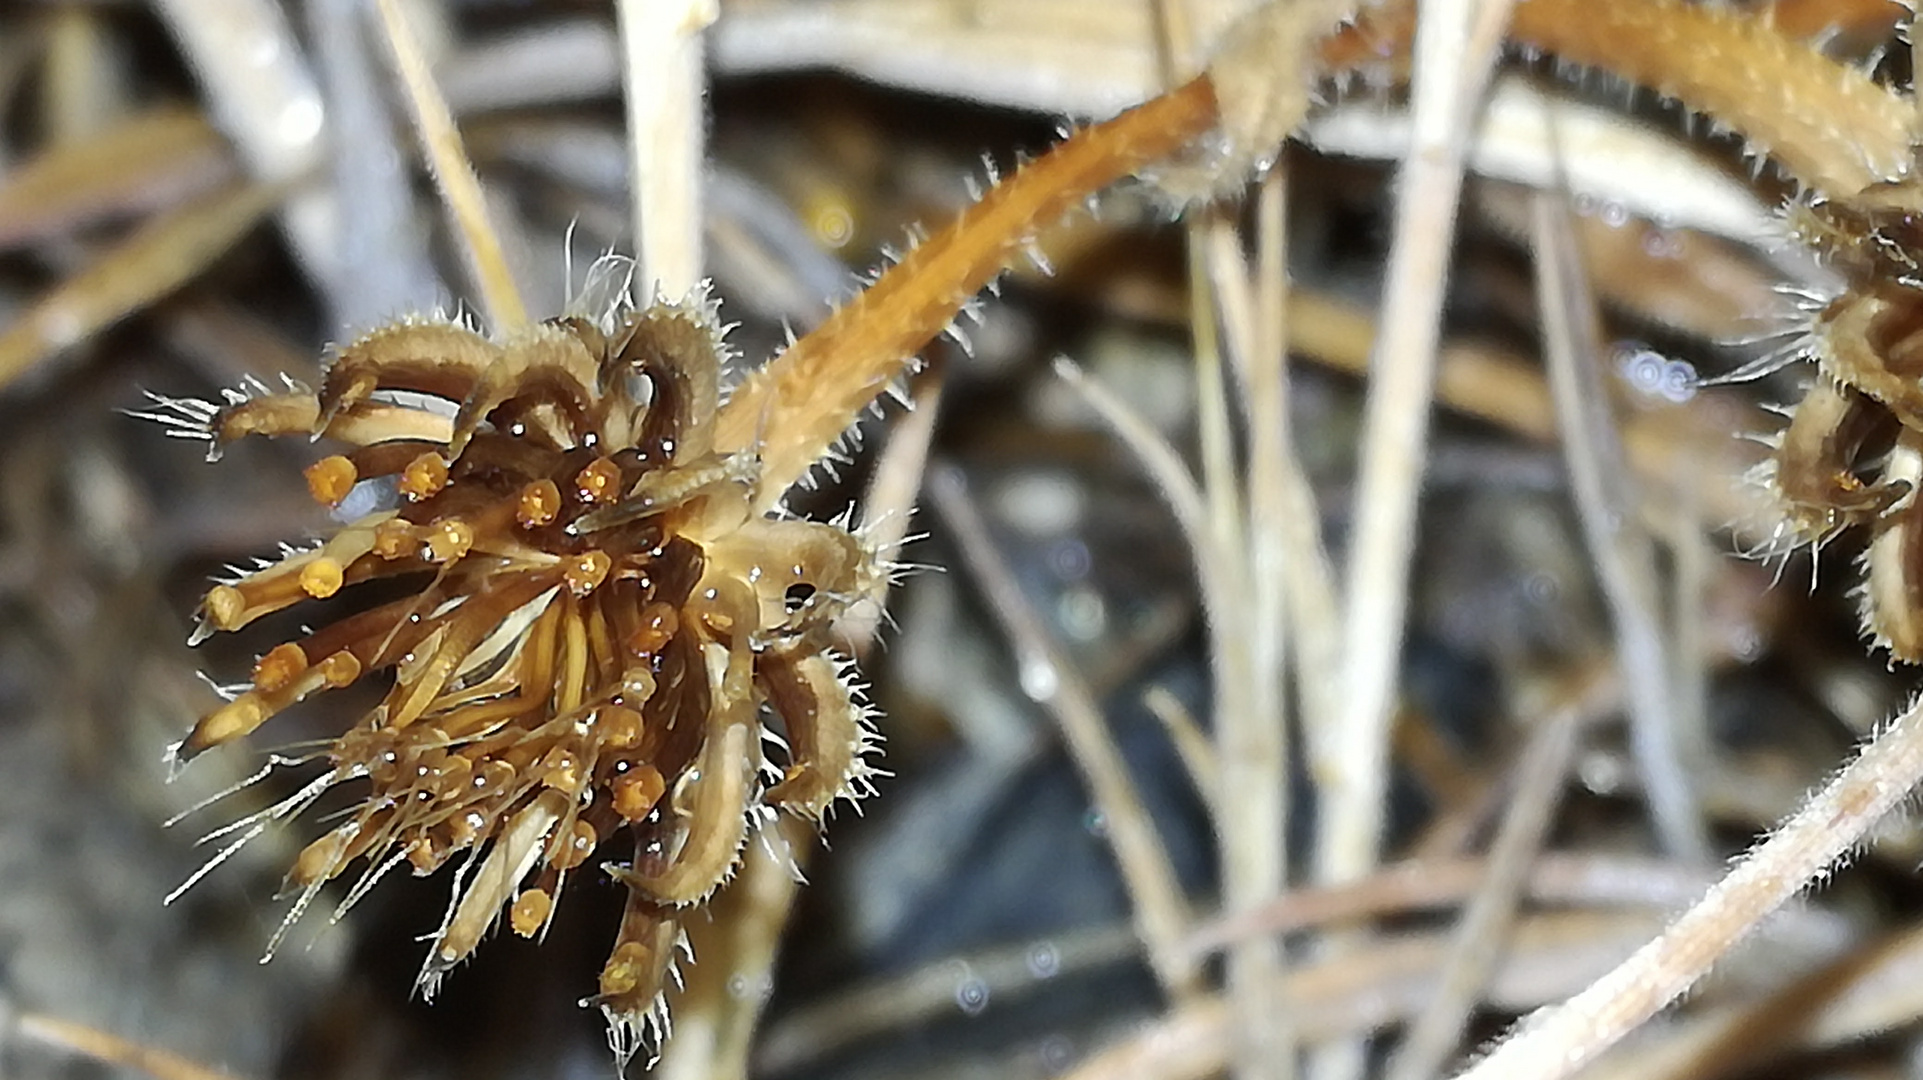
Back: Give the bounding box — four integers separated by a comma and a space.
15, 1, 1923, 1079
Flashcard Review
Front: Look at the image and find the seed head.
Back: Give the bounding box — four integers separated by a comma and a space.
160, 284, 885, 1057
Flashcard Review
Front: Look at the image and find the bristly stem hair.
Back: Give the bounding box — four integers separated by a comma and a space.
713, 76, 1220, 510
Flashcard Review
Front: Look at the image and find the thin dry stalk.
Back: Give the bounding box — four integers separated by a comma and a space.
1072, 910, 1672, 1080
1246, 173, 1292, 761
1580, 919, 1923, 1080
14, 1012, 244, 1080
372, 0, 527, 330
1669, 492, 1715, 782
1182, 852, 1711, 959
1453, 692, 1923, 1080
43, 8, 113, 143
653, 819, 807, 1080
928, 463, 1200, 997
1386, 691, 1581, 1080
1532, 184, 1707, 858
150, 0, 334, 284
0, 180, 281, 388
1314, 6, 1513, 1077
615, 0, 713, 296
1054, 356, 1230, 632
306, 0, 442, 326
1164, 0, 1293, 1048
1185, 235, 1248, 596
1216, 246, 1343, 737
1144, 684, 1221, 799
1202, 165, 1302, 1080
755, 923, 1139, 1073
1065, 227, 1309, 1064
1322, 0, 1516, 887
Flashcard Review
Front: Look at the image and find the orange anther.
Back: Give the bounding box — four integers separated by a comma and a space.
399, 452, 450, 502
612, 763, 666, 821
564, 550, 612, 596
574, 456, 621, 503
202, 584, 246, 631
626, 601, 679, 658
510, 889, 552, 938
406, 835, 447, 874
371, 518, 414, 559
600, 942, 647, 996
597, 705, 644, 749
192, 696, 265, 750
252, 642, 308, 692
292, 826, 353, 887
299, 556, 345, 598
304, 455, 358, 506
518, 479, 562, 528
446, 808, 487, 848
317, 650, 363, 688
540, 745, 584, 791
423, 519, 474, 563
554, 819, 598, 870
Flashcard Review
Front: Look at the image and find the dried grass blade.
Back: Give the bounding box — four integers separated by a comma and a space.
1323, 0, 1516, 889
1386, 690, 1582, 1080
1532, 184, 1707, 858
929, 463, 1199, 997
1070, 911, 1671, 1080
1453, 692, 1923, 1080
616, 0, 713, 297
16, 1013, 245, 1080
372, 0, 527, 331
0, 181, 281, 391
0, 107, 233, 248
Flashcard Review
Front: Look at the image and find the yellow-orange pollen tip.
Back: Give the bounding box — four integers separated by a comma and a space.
252, 642, 309, 692
299, 556, 345, 598
372, 518, 414, 560
565, 550, 612, 596
600, 942, 647, 996
611, 763, 666, 820
399, 452, 451, 502
518, 479, 561, 527
202, 584, 246, 631
304, 455, 358, 506
424, 519, 474, 563
575, 457, 621, 504
318, 650, 363, 688
510, 889, 552, 937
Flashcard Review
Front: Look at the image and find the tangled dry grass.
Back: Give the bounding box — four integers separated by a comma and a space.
7, 2, 1923, 1080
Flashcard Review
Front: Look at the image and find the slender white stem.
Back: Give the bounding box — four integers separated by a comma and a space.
1321, 0, 1517, 885
1532, 185, 1707, 858
372, 0, 527, 330
930, 465, 1200, 997
616, 0, 714, 299
1456, 692, 1923, 1080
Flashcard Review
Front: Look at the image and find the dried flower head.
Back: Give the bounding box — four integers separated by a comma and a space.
135, 55, 1236, 1061
1742, 179, 1923, 661
144, 262, 885, 1054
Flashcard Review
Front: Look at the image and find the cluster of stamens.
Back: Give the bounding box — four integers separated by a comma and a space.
144, 273, 883, 1053
1752, 180, 1923, 661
